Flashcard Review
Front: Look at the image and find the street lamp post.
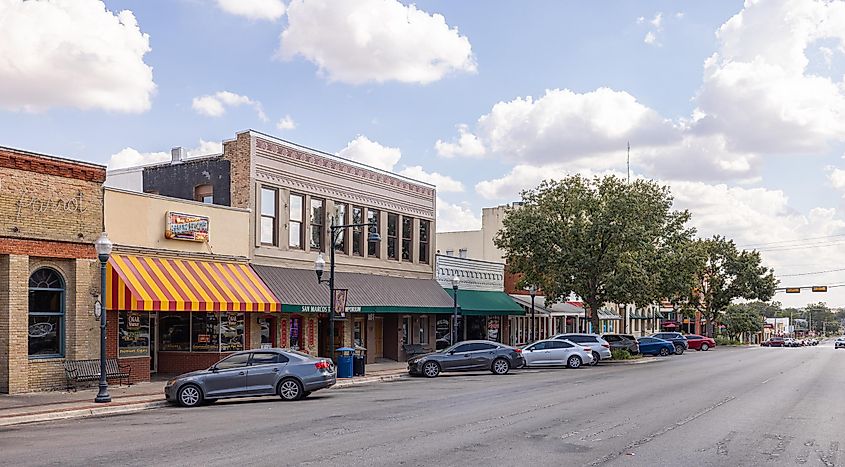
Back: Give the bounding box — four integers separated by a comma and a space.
316, 221, 379, 362
451, 276, 460, 345
94, 232, 113, 403
529, 286, 536, 342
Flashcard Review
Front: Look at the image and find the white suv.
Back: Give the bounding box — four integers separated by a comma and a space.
835, 337, 845, 349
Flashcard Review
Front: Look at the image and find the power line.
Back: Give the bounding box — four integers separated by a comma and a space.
755, 240, 845, 253
738, 234, 845, 249
777, 267, 845, 278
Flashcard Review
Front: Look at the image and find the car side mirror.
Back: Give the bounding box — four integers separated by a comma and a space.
210, 366, 219, 373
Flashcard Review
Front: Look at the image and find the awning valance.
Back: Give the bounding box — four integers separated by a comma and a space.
107, 254, 279, 312
253, 265, 455, 314
447, 289, 525, 316
509, 294, 583, 317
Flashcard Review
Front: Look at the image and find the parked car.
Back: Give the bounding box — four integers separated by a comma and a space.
552, 333, 612, 365
408, 340, 525, 378
601, 333, 640, 354
637, 337, 676, 356
784, 338, 798, 347
685, 334, 716, 351
165, 349, 336, 407
761, 336, 785, 347
809, 338, 819, 346
522, 339, 594, 368
651, 332, 689, 355
835, 336, 845, 349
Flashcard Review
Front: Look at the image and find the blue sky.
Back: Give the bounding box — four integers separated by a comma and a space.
2, 0, 845, 306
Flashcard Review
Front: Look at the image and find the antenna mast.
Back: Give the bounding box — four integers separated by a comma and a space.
627, 141, 630, 183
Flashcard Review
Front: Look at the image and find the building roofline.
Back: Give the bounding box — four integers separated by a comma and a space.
435, 254, 505, 266
104, 187, 251, 213
0, 145, 105, 170
106, 153, 223, 174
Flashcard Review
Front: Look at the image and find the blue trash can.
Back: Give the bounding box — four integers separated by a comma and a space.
336, 347, 355, 378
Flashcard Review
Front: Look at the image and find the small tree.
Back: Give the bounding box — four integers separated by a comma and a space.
496, 175, 697, 333
686, 236, 777, 337
723, 304, 764, 341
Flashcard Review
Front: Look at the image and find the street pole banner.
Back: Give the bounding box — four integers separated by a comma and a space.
334, 289, 348, 319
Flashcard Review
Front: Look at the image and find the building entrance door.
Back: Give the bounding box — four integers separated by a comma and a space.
374, 317, 384, 359
150, 314, 157, 373
258, 316, 276, 348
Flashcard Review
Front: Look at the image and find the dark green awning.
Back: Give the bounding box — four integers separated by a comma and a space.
446, 288, 525, 316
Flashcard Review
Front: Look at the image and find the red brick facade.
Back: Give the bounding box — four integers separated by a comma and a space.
0, 146, 105, 183
0, 238, 95, 259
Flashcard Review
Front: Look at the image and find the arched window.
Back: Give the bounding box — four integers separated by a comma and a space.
28, 268, 65, 357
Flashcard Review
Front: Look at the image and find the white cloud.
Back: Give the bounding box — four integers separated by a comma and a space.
650, 12, 663, 29
216, 0, 285, 21
336, 135, 402, 171
278, 0, 476, 84
0, 0, 155, 113
827, 166, 845, 190
436, 197, 481, 232
434, 124, 486, 158
107, 139, 223, 170
692, 0, 845, 154
644, 31, 658, 46
191, 91, 268, 121
276, 115, 296, 130
397, 166, 464, 192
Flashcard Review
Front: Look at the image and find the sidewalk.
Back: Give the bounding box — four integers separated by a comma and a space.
0, 361, 409, 427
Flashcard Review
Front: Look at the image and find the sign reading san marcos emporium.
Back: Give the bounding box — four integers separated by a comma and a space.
165, 211, 209, 242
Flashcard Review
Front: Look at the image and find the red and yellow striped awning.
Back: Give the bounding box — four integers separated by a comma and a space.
107, 254, 280, 312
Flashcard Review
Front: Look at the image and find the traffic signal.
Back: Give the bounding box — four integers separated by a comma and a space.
812, 286, 828, 292
785, 288, 801, 293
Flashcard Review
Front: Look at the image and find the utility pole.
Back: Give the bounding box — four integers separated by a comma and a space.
627, 141, 630, 183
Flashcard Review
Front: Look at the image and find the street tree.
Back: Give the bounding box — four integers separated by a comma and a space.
723, 303, 764, 341
495, 175, 697, 333
686, 236, 777, 337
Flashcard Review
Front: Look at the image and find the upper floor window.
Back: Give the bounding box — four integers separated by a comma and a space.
310, 198, 325, 252
367, 209, 380, 258
29, 268, 64, 358
419, 220, 430, 264
459, 248, 468, 259
289, 193, 304, 249
194, 184, 213, 204
260, 187, 277, 245
352, 206, 364, 256
387, 213, 399, 260
402, 216, 413, 261
334, 203, 347, 254
446, 249, 454, 257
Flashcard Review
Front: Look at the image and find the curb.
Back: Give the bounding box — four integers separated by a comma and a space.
601, 357, 660, 365
0, 400, 167, 427
333, 373, 407, 389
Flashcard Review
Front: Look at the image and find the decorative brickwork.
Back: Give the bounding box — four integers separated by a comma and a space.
0, 146, 105, 183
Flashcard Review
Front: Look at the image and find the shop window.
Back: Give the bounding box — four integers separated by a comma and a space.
367, 208, 380, 257
191, 313, 220, 351
194, 184, 213, 204
289, 316, 302, 351
402, 317, 411, 344
487, 317, 500, 342
387, 213, 398, 260
28, 268, 64, 358
435, 317, 450, 347
261, 187, 277, 245
353, 320, 364, 347
418, 317, 429, 344
334, 203, 347, 254
419, 220, 430, 263
289, 193, 304, 249
258, 317, 274, 348
352, 206, 364, 256
119, 312, 150, 357
310, 198, 325, 252
401, 216, 413, 261
220, 312, 245, 352
159, 313, 190, 351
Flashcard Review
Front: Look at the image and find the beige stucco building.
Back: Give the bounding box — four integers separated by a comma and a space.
436, 204, 513, 263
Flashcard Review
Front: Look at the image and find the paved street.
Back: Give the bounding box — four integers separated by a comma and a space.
2, 343, 844, 467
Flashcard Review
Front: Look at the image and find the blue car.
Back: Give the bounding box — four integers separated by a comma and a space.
636, 337, 675, 356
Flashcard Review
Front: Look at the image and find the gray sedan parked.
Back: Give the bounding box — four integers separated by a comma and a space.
408, 340, 525, 377
165, 349, 336, 407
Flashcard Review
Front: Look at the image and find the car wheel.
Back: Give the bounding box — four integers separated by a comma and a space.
659, 347, 671, 357
422, 361, 440, 378
278, 378, 304, 401
177, 384, 203, 408
591, 351, 601, 366
491, 358, 510, 375
701, 343, 709, 351
567, 355, 582, 369
674, 345, 685, 355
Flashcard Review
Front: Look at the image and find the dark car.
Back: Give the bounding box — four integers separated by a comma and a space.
164, 349, 336, 407
601, 333, 640, 354
408, 340, 525, 378
685, 334, 716, 351
762, 336, 785, 347
637, 337, 676, 356
652, 332, 689, 355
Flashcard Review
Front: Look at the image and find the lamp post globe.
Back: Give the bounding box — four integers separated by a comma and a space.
94, 232, 112, 403
314, 253, 325, 282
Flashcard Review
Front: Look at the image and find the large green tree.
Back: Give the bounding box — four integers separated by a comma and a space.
723, 303, 764, 341
495, 175, 697, 333
686, 236, 777, 337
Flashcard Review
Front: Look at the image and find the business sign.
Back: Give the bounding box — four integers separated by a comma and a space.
165, 211, 209, 242
296, 305, 363, 313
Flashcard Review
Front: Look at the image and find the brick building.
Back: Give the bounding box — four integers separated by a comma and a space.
0, 146, 105, 393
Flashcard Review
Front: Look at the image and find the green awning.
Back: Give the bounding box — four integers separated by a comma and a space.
446, 288, 525, 316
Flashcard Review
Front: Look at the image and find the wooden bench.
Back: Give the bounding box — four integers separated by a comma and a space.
64, 358, 132, 390
402, 343, 432, 360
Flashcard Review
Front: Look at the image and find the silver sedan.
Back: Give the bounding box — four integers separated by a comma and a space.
522, 339, 594, 368
165, 348, 336, 407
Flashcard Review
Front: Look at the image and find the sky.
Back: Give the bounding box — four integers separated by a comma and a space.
2, 0, 845, 308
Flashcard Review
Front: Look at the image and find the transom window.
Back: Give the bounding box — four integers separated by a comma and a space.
28, 268, 65, 358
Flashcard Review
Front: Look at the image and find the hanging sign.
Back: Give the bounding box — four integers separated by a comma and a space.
165, 211, 209, 242
333, 289, 349, 319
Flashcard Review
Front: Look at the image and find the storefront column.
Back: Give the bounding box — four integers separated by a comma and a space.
0, 254, 29, 394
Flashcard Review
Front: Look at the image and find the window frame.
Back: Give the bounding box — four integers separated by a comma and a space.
289, 193, 305, 249
419, 220, 430, 264
333, 202, 348, 254
28, 268, 65, 359
194, 184, 213, 204
352, 206, 364, 256
310, 197, 325, 252
366, 208, 381, 258
387, 213, 399, 260
401, 216, 413, 262
260, 187, 278, 246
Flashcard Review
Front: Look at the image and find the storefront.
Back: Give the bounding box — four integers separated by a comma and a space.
253, 266, 454, 363
508, 294, 583, 344
443, 288, 523, 346
105, 254, 279, 379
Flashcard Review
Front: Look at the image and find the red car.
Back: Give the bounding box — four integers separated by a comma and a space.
761, 336, 785, 347
685, 334, 716, 351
